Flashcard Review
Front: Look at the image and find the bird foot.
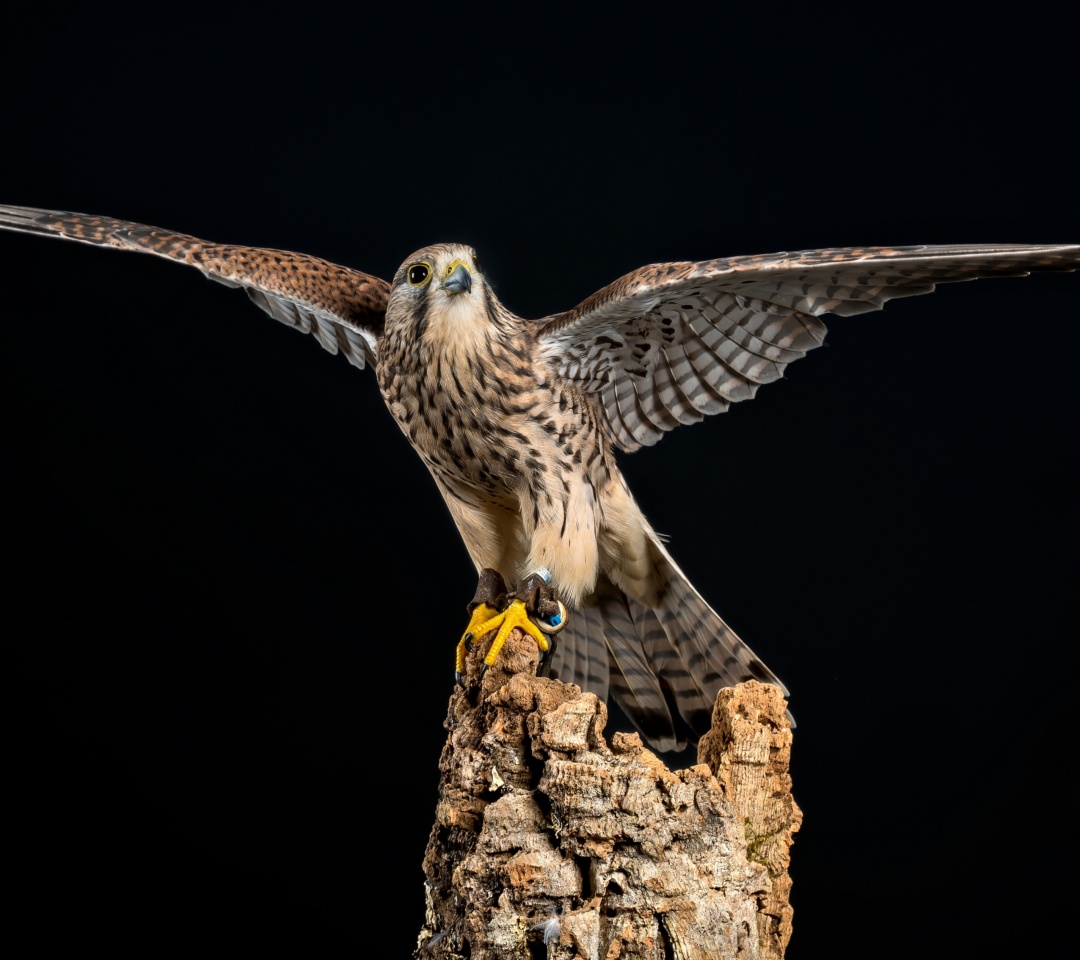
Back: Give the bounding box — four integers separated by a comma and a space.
456, 601, 502, 683
512, 570, 568, 636
455, 568, 568, 684
514, 570, 569, 678
456, 569, 508, 684
473, 599, 552, 676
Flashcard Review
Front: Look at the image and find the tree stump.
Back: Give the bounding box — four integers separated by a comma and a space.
416, 629, 800, 960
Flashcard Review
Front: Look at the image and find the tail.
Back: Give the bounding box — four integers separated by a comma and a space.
551, 537, 788, 753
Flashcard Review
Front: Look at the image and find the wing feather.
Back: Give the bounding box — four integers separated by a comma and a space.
538, 243, 1080, 452
654, 348, 704, 426
0, 204, 390, 369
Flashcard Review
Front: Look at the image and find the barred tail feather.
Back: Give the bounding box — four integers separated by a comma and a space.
553, 578, 686, 751
645, 536, 790, 732
556, 588, 611, 703
552, 539, 789, 753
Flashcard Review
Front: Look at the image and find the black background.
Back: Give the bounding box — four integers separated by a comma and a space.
3, 8, 1077, 956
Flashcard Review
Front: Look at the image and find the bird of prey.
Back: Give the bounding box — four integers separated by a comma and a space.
2, 204, 1077, 751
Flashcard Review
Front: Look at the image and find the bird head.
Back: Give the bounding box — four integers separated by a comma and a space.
390, 243, 480, 301
386, 243, 501, 353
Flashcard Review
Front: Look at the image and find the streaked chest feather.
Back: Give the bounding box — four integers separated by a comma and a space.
377, 293, 614, 517
379, 314, 536, 493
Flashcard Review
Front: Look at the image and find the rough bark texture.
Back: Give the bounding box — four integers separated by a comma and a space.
416, 630, 801, 960
697, 686, 801, 959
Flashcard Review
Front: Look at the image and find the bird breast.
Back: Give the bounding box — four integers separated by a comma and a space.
378, 327, 533, 499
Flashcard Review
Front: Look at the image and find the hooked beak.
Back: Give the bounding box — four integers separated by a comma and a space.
443, 261, 472, 295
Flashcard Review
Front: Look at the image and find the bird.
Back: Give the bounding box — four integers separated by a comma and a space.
2, 203, 1077, 751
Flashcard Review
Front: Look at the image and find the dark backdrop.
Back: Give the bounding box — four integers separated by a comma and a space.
3, 9, 1076, 957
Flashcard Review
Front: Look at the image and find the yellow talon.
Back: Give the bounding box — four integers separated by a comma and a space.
457, 602, 501, 673
478, 599, 551, 666
457, 598, 551, 676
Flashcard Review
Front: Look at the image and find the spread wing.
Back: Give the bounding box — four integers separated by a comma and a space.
536, 244, 1080, 453
0, 205, 390, 369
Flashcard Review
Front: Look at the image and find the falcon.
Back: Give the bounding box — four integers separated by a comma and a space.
2, 204, 1077, 751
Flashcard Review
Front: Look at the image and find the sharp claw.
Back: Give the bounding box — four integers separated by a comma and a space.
457, 586, 569, 683
538, 634, 558, 678
455, 671, 465, 688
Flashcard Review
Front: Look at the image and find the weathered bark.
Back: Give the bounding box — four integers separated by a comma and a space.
416, 629, 800, 960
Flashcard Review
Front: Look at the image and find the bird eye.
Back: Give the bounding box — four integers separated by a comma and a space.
471, 251, 481, 273
408, 262, 431, 286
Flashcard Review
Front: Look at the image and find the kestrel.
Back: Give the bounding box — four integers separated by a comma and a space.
3, 204, 1077, 751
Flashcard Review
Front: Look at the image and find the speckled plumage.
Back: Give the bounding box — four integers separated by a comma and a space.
2, 204, 1077, 750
